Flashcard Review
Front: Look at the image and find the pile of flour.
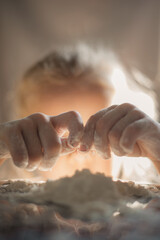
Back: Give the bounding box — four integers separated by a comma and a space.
0, 169, 156, 221
0, 170, 121, 220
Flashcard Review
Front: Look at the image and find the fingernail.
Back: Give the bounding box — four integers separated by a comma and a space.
79, 144, 88, 152
26, 165, 37, 172
39, 159, 55, 171
38, 166, 50, 171
39, 163, 53, 171
15, 161, 28, 168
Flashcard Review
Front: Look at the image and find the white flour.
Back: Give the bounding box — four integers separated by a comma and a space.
0, 169, 160, 240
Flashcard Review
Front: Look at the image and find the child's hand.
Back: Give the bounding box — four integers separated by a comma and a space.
80, 103, 160, 170
0, 111, 83, 171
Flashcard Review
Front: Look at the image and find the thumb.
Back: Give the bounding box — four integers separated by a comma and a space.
51, 111, 84, 148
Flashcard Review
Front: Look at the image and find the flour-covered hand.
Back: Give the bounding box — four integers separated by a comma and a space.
0, 111, 83, 171
80, 103, 160, 171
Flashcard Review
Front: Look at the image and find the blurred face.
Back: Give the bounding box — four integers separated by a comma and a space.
28, 87, 110, 123
23, 83, 114, 180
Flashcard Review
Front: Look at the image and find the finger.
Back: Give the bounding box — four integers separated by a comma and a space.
120, 118, 152, 153
108, 108, 145, 156
79, 105, 117, 152
5, 128, 28, 168
20, 118, 43, 171
51, 111, 83, 148
94, 103, 135, 158
30, 114, 61, 171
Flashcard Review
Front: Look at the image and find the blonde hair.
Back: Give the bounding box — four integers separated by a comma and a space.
16, 44, 115, 117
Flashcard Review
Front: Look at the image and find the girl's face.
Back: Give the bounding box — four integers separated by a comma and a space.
25, 85, 112, 123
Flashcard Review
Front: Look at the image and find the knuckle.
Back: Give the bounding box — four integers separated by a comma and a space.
68, 111, 83, 130
19, 117, 34, 129
4, 125, 19, 142
130, 109, 145, 118
120, 103, 135, 110
89, 114, 96, 123
109, 104, 118, 109
69, 110, 81, 119
85, 113, 101, 131
2, 126, 12, 139
29, 112, 48, 123
86, 114, 97, 127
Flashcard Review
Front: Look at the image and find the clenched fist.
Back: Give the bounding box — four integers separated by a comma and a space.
0, 111, 83, 171
80, 103, 160, 172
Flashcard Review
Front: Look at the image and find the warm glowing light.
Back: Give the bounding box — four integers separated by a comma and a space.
111, 67, 155, 118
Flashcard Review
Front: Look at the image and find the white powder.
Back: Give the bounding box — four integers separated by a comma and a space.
0, 169, 160, 239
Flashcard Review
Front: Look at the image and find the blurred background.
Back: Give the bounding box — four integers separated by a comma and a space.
0, 0, 160, 122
